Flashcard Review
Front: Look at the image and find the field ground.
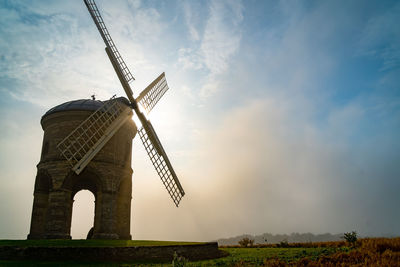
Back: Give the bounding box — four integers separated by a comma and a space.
0, 247, 345, 266
1, 238, 399, 266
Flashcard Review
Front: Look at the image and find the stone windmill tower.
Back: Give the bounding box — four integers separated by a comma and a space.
28, 0, 185, 240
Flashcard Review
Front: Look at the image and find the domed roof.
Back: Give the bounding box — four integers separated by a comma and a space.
43, 97, 130, 117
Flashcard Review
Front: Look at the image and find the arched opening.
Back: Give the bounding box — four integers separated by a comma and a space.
71, 190, 95, 239
62, 169, 102, 239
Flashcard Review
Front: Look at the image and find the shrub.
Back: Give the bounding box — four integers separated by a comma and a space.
238, 237, 255, 247
343, 231, 358, 245
277, 239, 289, 248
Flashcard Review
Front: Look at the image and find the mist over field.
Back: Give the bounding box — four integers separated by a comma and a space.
217, 233, 344, 246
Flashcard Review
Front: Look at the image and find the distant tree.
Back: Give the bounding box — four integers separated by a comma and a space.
278, 239, 289, 248
343, 231, 358, 246
249, 239, 254, 247
238, 237, 254, 247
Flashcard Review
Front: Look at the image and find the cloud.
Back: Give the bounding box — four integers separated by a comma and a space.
200, 0, 243, 74
199, 0, 243, 97
177, 47, 202, 70
182, 1, 200, 41
178, 0, 244, 98
0, 0, 171, 108
0, 2, 115, 107
357, 1, 400, 71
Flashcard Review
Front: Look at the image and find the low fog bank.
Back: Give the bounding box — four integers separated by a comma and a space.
216, 232, 398, 246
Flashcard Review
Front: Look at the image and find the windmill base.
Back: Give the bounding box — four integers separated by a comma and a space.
0, 242, 227, 262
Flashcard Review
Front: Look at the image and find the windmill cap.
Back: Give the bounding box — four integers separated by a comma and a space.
42, 97, 130, 119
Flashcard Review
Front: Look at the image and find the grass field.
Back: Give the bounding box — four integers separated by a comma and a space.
1, 238, 399, 266
0, 246, 345, 266
196, 246, 347, 266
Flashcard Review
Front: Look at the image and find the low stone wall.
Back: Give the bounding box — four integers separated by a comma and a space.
0, 242, 226, 262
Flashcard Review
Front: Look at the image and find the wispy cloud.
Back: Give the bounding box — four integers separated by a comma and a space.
0, 0, 173, 107
200, 0, 243, 75
0, 2, 116, 107
179, 0, 244, 97
177, 47, 202, 70
357, 2, 400, 71
182, 1, 201, 41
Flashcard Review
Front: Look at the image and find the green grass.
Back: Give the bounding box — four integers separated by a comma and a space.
195, 247, 350, 266
0, 246, 350, 266
0, 239, 203, 247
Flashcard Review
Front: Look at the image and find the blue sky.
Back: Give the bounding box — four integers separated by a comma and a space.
0, 0, 399, 241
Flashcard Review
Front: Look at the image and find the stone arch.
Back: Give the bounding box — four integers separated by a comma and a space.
61, 169, 103, 239
62, 168, 103, 198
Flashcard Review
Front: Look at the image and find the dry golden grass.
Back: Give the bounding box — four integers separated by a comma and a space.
258, 237, 400, 266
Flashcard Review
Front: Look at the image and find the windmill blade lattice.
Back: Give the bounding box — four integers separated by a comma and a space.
138, 123, 185, 207
84, 0, 135, 87
57, 97, 131, 174
136, 72, 169, 114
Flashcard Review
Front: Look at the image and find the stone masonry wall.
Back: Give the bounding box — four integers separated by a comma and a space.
0, 243, 225, 262
28, 108, 137, 240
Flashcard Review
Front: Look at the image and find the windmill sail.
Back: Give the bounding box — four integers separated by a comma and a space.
138, 121, 185, 207
57, 98, 131, 175
84, 0, 134, 87
82, 0, 185, 206
136, 72, 169, 114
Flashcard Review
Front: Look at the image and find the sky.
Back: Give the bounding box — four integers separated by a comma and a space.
0, 0, 399, 241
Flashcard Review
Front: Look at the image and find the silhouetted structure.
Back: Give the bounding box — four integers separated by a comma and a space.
28, 98, 136, 239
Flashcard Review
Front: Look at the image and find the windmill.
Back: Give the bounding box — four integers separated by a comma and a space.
57, 0, 185, 207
